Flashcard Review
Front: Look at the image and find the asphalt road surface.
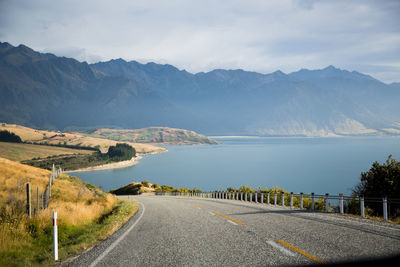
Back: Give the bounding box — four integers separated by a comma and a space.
68, 195, 400, 266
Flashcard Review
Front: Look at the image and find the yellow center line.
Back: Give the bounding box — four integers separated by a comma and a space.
276, 240, 326, 264
192, 204, 205, 209
213, 211, 246, 226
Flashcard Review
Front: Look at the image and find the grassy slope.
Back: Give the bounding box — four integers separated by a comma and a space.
84, 127, 220, 145
0, 142, 93, 162
0, 157, 138, 266
0, 123, 166, 154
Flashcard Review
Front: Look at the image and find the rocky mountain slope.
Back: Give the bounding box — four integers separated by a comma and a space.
1, 41, 400, 136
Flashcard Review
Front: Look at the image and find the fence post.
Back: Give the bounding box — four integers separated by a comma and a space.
281, 192, 285, 206
241, 192, 243, 201
311, 193, 315, 211
49, 174, 52, 197
53, 211, 58, 261
360, 195, 365, 218
26, 183, 31, 217
383, 197, 388, 221
255, 192, 258, 203
290, 192, 293, 209
300, 193, 303, 209
274, 193, 277, 205
261, 193, 263, 204
250, 192, 252, 202
325, 193, 329, 212
245, 192, 247, 202
339, 194, 344, 214
36, 186, 39, 214
267, 192, 270, 205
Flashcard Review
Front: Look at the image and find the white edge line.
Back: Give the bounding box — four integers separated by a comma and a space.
89, 202, 145, 267
209, 211, 215, 216
266, 240, 296, 257
227, 220, 238, 226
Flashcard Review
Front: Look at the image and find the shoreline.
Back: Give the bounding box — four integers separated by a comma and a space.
65, 155, 143, 173
64, 149, 168, 173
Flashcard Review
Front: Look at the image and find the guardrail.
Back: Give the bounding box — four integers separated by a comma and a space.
156, 190, 400, 221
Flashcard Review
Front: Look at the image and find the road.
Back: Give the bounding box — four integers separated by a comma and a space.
69, 195, 400, 266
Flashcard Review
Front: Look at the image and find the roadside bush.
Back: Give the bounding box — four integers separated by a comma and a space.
141, 180, 150, 187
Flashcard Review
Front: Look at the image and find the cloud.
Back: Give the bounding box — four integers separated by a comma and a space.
0, 0, 399, 82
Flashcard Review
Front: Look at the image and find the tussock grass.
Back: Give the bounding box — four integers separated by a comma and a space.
0, 157, 137, 266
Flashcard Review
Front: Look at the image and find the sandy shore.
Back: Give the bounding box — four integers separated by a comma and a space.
66, 155, 143, 173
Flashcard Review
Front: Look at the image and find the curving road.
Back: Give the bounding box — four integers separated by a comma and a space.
69, 195, 400, 266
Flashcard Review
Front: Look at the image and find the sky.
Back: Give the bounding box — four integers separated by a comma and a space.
0, 0, 399, 83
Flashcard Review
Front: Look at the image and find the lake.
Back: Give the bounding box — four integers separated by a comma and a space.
72, 137, 400, 195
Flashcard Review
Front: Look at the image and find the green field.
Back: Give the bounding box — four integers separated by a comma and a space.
0, 142, 93, 162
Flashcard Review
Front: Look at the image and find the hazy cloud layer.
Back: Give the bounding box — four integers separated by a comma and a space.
0, 0, 399, 82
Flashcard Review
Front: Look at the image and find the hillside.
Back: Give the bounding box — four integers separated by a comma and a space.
0, 123, 166, 154
1, 42, 400, 136
83, 127, 219, 145
0, 157, 137, 265
0, 141, 93, 162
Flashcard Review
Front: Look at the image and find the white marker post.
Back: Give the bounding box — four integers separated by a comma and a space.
53, 211, 58, 261
360, 196, 365, 218
300, 193, 304, 209
339, 194, 344, 214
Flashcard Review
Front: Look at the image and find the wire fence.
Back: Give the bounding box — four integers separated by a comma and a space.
25, 164, 62, 217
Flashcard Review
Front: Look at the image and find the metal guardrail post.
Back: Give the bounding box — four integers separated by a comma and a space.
300, 193, 303, 209
250, 192, 252, 202
261, 193, 263, 204
255, 192, 258, 203
339, 194, 344, 214
267, 192, 270, 204
274, 193, 277, 205
290, 192, 293, 208
383, 197, 388, 221
325, 193, 329, 213
281, 192, 285, 206
311, 192, 315, 211
360, 196, 365, 218
241, 192, 243, 201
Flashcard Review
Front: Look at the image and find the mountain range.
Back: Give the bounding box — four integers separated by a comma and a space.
1, 41, 399, 136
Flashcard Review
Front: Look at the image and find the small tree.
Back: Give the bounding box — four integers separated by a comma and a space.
353, 155, 400, 216
0, 130, 22, 143
354, 155, 400, 198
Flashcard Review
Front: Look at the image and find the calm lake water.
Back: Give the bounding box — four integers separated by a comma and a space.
72, 137, 400, 195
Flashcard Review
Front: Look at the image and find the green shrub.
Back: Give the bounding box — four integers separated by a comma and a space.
0, 130, 22, 143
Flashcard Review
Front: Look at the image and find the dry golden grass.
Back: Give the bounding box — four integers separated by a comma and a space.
0, 157, 139, 266
0, 157, 116, 223
0, 122, 166, 154
0, 157, 138, 266
0, 141, 93, 162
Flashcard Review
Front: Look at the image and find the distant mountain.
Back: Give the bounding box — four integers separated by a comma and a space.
0, 42, 196, 131
1, 42, 400, 136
